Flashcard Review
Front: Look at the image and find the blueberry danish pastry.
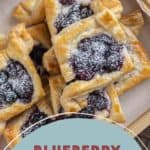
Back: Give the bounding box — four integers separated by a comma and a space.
43, 10, 143, 77
49, 75, 125, 123
4, 99, 53, 148
0, 24, 45, 121
53, 9, 133, 98
45, 0, 123, 36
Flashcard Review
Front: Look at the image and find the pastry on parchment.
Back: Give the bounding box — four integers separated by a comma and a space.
45, 0, 123, 36
49, 75, 125, 123
4, 99, 53, 148
0, 24, 45, 121
53, 9, 133, 99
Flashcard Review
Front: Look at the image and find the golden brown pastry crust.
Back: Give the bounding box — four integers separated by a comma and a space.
114, 25, 150, 95
49, 75, 65, 114
120, 10, 144, 35
45, 0, 123, 37
27, 23, 51, 50
53, 9, 133, 99
49, 75, 125, 123
0, 24, 45, 121
0, 34, 7, 50
13, 0, 45, 26
0, 35, 7, 134
43, 48, 60, 76
43, 10, 144, 77
0, 122, 6, 134
4, 99, 53, 148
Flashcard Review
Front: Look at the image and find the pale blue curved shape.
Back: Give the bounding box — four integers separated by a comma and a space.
13, 119, 140, 150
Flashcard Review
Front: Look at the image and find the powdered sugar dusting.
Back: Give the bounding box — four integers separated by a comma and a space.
0, 59, 33, 108
55, 1, 93, 33
70, 33, 124, 81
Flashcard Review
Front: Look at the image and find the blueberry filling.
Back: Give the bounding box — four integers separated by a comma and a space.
59, 0, 76, 5
0, 60, 33, 108
55, 2, 93, 33
70, 33, 124, 81
30, 44, 48, 75
21, 106, 52, 138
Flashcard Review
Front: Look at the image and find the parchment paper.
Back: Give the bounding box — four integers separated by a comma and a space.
0, 0, 150, 149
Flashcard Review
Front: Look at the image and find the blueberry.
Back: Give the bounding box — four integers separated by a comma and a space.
87, 90, 111, 111
13, 78, 33, 99
5, 91, 17, 104
0, 71, 8, 85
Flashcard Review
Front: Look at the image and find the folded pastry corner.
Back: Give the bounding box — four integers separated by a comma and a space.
43, 48, 60, 76
114, 25, 150, 95
120, 10, 144, 36
13, 0, 45, 26
4, 99, 53, 148
0, 24, 45, 121
44, 0, 123, 36
49, 75, 125, 123
53, 9, 134, 98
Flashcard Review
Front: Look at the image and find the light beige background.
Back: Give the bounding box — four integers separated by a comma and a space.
0, 0, 150, 149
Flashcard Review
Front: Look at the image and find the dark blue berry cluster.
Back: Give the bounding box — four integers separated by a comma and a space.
71, 34, 124, 81
0, 60, 33, 108
55, 3, 93, 33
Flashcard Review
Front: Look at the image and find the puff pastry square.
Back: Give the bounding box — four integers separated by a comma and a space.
114, 25, 150, 95
4, 99, 53, 148
49, 75, 125, 123
13, 0, 45, 26
45, 0, 123, 36
0, 24, 45, 121
43, 10, 144, 77
53, 9, 133, 99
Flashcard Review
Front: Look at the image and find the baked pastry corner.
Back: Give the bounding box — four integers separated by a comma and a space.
13, 0, 45, 26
